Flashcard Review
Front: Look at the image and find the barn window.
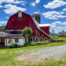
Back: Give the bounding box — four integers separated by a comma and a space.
15, 38, 19, 43
18, 11, 22, 18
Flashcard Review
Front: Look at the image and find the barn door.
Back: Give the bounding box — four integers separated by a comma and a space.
0, 38, 5, 47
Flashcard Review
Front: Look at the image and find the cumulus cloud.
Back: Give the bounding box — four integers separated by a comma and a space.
0, 0, 20, 4
50, 21, 66, 28
20, 1, 27, 6
44, 0, 66, 9
50, 26, 66, 33
3, 4, 26, 14
63, 8, 66, 11
50, 21, 66, 33
0, 4, 2, 8
5, 16, 9, 19
35, 0, 40, 3
0, 1, 3, 8
30, 0, 40, 6
31, 2, 36, 6
0, 21, 7, 26
0, 0, 27, 7
42, 11, 66, 20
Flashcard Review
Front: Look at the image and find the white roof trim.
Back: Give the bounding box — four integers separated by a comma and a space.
32, 17, 40, 29
39, 24, 50, 27
32, 17, 51, 38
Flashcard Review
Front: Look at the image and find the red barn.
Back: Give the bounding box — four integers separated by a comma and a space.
5, 11, 50, 41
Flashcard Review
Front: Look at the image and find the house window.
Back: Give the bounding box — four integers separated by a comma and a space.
15, 38, 19, 43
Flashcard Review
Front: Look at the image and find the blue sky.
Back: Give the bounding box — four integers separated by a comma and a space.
0, 0, 66, 33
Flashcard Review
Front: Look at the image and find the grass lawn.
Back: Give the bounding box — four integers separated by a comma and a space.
0, 36, 66, 66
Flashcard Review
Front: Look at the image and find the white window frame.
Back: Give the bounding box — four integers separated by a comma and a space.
18, 11, 22, 18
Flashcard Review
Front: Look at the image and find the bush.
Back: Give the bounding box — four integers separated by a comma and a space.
31, 40, 49, 46
24, 42, 31, 46
24, 41, 49, 46
36, 41, 44, 45
31, 41, 37, 46
9, 44, 18, 48
43, 40, 49, 44
0, 46, 3, 49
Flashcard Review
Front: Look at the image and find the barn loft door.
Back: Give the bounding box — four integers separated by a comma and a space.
0, 38, 5, 47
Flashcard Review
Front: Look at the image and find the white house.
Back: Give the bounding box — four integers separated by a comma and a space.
0, 31, 25, 47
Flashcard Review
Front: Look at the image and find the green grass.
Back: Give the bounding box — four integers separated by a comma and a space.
51, 36, 66, 41
32, 56, 66, 66
0, 36, 66, 66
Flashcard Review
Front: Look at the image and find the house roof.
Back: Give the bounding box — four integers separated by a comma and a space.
0, 31, 24, 38
0, 31, 9, 37
7, 34, 24, 38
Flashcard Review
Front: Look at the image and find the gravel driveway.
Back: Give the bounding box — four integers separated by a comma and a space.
29, 45, 66, 59
17, 45, 66, 61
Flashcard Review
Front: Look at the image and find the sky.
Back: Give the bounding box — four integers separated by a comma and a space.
0, 0, 66, 33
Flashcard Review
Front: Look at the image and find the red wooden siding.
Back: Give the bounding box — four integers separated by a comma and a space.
0, 38, 5, 46
5, 12, 50, 38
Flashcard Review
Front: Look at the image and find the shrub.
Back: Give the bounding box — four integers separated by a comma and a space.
24, 42, 31, 46
24, 41, 49, 46
9, 44, 18, 48
31, 41, 37, 46
36, 41, 44, 45
0, 46, 3, 49
43, 40, 49, 44
31, 40, 49, 46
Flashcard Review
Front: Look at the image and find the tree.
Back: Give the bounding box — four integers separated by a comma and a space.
22, 27, 33, 42
59, 30, 66, 37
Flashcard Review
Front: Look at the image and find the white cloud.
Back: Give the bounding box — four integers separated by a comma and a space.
30, 0, 40, 6
0, 0, 27, 7
30, 2, 36, 6
0, 25, 2, 26
42, 11, 66, 20
0, 1, 3, 8
35, 0, 40, 3
20, 1, 27, 6
0, 0, 27, 8
50, 26, 66, 33
63, 22, 66, 25
0, 21, 7, 24
0, 4, 2, 8
5, 16, 9, 19
0, 0, 20, 4
63, 8, 66, 11
44, 0, 66, 9
3, 4, 26, 14
0, 21, 7, 26
50, 21, 66, 33
50, 21, 66, 28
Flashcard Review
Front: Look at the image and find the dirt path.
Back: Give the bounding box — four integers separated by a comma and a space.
29, 45, 66, 59
16, 45, 66, 62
